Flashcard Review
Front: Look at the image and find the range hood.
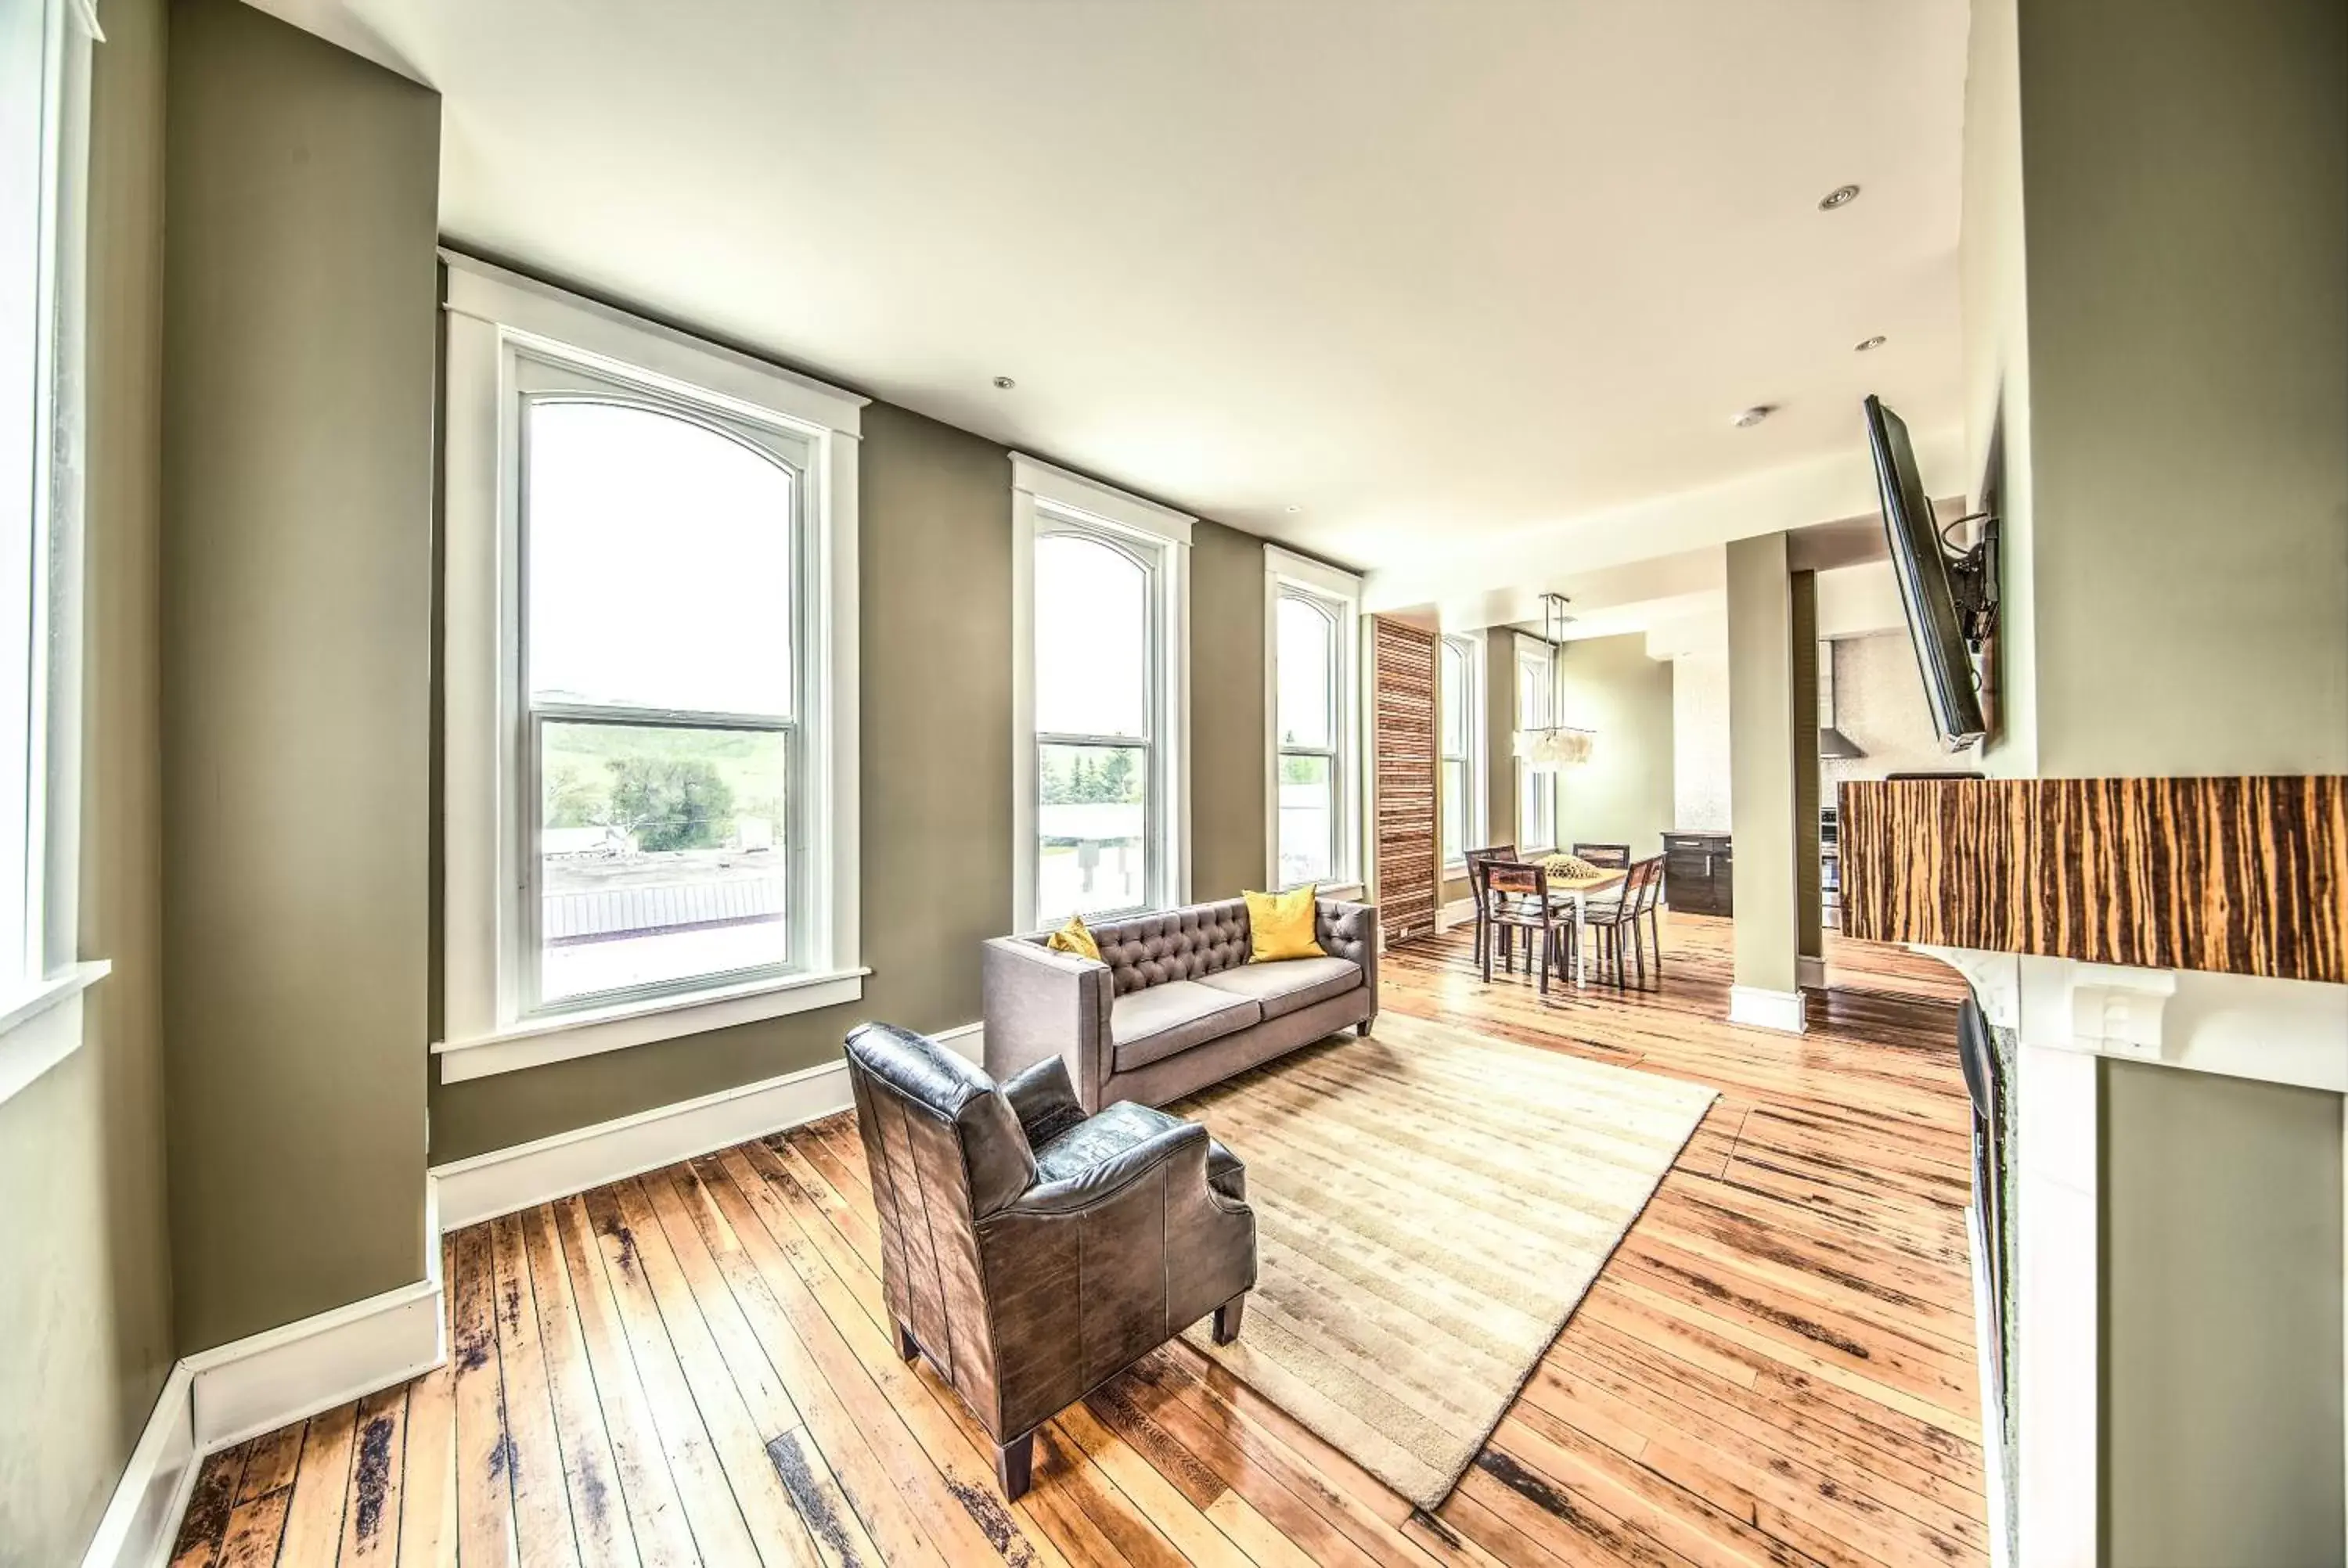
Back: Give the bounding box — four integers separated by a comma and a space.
1819, 640, 1867, 760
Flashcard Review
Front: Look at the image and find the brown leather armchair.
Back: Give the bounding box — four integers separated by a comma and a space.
844, 1022, 1257, 1499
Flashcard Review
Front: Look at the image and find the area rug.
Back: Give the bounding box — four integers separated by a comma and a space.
1170, 1011, 1716, 1507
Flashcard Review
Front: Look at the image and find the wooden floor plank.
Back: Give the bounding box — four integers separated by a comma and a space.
175, 913, 1986, 1568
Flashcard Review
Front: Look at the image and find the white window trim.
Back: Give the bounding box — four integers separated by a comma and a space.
1514, 631, 1560, 854
0, 0, 106, 1108
436, 254, 866, 1082
1011, 454, 1190, 931
1264, 545, 1363, 897
1439, 631, 1486, 872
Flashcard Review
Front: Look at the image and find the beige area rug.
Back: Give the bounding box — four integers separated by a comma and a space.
1171, 1011, 1716, 1508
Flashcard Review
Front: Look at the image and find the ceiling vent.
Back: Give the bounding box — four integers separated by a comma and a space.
1818, 640, 1866, 759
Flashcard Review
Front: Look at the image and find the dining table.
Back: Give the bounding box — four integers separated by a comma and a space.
1542, 867, 1626, 988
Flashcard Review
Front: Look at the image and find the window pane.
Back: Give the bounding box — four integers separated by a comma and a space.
527, 400, 794, 715
1440, 640, 1468, 757
1518, 653, 1552, 728
1037, 742, 1147, 921
539, 721, 789, 1004
1276, 595, 1334, 750
1442, 757, 1468, 861
1277, 752, 1334, 886
1034, 534, 1149, 737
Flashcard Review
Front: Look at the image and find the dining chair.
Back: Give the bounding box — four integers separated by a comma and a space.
1462, 843, 1518, 969
1572, 841, 1633, 869
1581, 856, 1663, 988
1479, 860, 1568, 996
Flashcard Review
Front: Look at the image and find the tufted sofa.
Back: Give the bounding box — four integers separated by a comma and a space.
981, 896, 1379, 1113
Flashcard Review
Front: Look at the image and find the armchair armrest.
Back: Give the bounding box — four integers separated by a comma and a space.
982, 936, 1115, 1110
990, 1120, 1209, 1218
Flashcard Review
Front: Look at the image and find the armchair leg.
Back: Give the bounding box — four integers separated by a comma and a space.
995, 1432, 1035, 1501
895, 1320, 920, 1363
1213, 1293, 1247, 1344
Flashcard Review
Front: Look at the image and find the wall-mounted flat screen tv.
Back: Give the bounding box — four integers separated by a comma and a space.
1864, 394, 1987, 747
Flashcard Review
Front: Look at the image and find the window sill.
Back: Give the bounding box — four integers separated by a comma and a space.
434, 966, 870, 1084
0, 960, 113, 1107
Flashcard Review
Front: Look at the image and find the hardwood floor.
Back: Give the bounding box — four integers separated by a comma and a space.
167, 913, 1987, 1567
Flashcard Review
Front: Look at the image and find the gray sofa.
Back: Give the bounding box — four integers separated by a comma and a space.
982, 896, 1379, 1112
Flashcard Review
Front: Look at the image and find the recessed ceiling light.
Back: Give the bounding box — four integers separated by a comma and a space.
1732, 405, 1776, 428
1284, 504, 1302, 514
991, 375, 1016, 390
1854, 335, 1887, 352
1818, 183, 1861, 211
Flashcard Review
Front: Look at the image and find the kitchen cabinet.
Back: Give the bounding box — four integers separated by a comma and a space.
1663, 831, 1733, 917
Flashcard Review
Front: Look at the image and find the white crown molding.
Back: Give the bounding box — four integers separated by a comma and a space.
1265, 542, 1363, 599
1728, 984, 1809, 1034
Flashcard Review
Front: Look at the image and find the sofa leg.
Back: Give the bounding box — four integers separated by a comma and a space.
1213, 1293, 1247, 1345
996, 1432, 1035, 1501
895, 1320, 920, 1363
1357, 1014, 1375, 1038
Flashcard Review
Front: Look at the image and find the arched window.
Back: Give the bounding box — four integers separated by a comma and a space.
521, 390, 803, 1008
1276, 592, 1340, 886
1032, 529, 1156, 922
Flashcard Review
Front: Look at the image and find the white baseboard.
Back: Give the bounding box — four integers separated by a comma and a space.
1435, 897, 1477, 931
182, 1222, 447, 1453
1729, 984, 1810, 1034
1798, 955, 1827, 991
78, 1362, 197, 1568
430, 1023, 981, 1235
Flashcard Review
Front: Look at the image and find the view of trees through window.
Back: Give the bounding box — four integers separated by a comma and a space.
524, 393, 799, 1005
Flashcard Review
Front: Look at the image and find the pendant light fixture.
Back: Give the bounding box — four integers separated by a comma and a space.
1512, 592, 1597, 771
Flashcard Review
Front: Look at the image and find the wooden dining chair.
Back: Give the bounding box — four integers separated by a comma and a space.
1582, 856, 1663, 989
1462, 843, 1518, 969
1572, 841, 1633, 869
1479, 860, 1568, 996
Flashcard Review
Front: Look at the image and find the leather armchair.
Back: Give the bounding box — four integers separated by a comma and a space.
843, 1022, 1257, 1499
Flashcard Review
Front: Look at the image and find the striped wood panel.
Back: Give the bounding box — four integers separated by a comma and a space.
1839, 775, 2348, 982
1373, 617, 1438, 942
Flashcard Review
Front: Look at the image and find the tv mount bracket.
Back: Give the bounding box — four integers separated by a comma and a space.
1944, 513, 2000, 652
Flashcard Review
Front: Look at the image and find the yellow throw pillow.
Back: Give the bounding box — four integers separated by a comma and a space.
1540, 853, 1604, 881
1045, 913, 1101, 963
1243, 884, 1326, 962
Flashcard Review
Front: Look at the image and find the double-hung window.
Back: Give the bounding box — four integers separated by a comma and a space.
439, 257, 865, 1081
1264, 546, 1362, 891
1014, 455, 1190, 931
1515, 635, 1558, 851
1, 0, 107, 1107
1439, 633, 1484, 866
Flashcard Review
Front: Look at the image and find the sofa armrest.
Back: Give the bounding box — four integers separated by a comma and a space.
981, 936, 1114, 1110
1316, 897, 1380, 1016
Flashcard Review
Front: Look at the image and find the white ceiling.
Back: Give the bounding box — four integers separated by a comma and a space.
250, 0, 1970, 577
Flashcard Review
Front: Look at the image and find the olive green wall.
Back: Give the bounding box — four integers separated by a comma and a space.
0, 2, 175, 1558
160, 0, 440, 1350
1552, 632, 1675, 863
428, 406, 1017, 1160
1190, 519, 1269, 903
2102, 1063, 2343, 1568
2016, 0, 2347, 782
1725, 533, 1799, 995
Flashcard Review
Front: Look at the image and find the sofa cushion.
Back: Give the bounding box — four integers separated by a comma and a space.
1111, 980, 1260, 1073
1193, 955, 1362, 1020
